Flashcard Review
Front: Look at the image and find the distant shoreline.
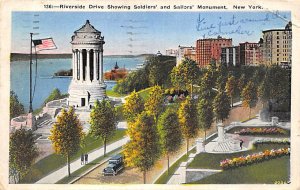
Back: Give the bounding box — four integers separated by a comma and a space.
10, 53, 153, 61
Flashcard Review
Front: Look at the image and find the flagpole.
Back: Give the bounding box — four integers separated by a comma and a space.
29, 33, 33, 113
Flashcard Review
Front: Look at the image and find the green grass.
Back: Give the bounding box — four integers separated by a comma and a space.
56, 147, 122, 184
21, 129, 126, 183
106, 89, 127, 97
154, 148, 196, 184
189, 156, 290, 184
188, 144, 290, 170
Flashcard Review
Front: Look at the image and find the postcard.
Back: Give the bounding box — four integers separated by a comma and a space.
0, 0, 300, 190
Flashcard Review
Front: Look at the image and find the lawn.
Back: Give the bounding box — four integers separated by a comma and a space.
21, 129, 127, 183
189, 156, 290, 184
106, 89, 127, 97
188, 143, 290, 169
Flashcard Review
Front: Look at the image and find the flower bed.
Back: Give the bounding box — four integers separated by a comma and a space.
220, 147, 290, 170
253, 139, 290, 147
236, 127, 288, 136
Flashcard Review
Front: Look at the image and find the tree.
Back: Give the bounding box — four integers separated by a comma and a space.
178, 97, 199, 155
225, 75, 236, 107
176, 58, 201, 96
49, 107, 84, 177
43, 88, 66, 105
123, 91, 144, 122
123, 111, 160, 184
238, 74, 247, 96
241, 81, 258, 118
197, 99, 214, 146
213, 90, 231, 123
10, 91, 25, 119
157, 108, 182, 174
198, 72, 215, 101
144, 85, 165, 121
90, 100, 117, 156
216, 63, 228, 90
170, 66, 185, 91
9, 128, 38, 183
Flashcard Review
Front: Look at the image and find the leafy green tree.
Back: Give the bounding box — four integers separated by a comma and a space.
225, 75, 236, 107
213, 90, 231, 123
123, 91, 144, 122
157, 108, 182, 174
90, 100, 117, 156
178, 97, 199, 155
170, 66, 185, 91
10, 91, 25, 119
123, 111, 160, 184
9, 128, 38, 183
241, 81, 258, 118
238, 74, 247, 96
176, 58, 201, 96
43, 88, 66, 105
197, 99, 214, 146
49, 107, 84, 177
146, 55, 176, 87
144, 85, 165, 121
198, 72, 215, 101
216, 63, 228, 90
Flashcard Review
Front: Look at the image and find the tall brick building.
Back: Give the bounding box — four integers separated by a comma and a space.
239, 42, 263, 65
195, 36, 232, 67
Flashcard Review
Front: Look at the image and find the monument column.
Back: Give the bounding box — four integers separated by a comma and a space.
99, 49, 103, 82
72, 50, 75, 80
79, 49, 83, 82
73, 49, 78, 81
86, 49, 90, 81
76, 50, 80, 80
96, 50, 99, 81
93, 50, 97, 82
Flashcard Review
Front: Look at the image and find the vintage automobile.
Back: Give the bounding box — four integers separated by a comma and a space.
102, 154, 124, 176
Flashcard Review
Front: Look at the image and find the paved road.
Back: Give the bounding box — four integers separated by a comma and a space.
35, 136, 130, 184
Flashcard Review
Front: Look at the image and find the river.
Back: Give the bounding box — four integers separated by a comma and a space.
10, 56, 144, 110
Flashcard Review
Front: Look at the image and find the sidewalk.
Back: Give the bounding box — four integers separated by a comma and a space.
35, 136, 130, 184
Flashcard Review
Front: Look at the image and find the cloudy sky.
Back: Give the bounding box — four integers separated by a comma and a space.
12, 11, 290, 55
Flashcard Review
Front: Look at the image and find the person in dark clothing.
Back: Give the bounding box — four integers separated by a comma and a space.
81, 154, 84, 165
240, 140, 244, 150
85, 153, 88, 164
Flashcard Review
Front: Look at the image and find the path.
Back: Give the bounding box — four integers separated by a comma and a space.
35, 136, 130, 184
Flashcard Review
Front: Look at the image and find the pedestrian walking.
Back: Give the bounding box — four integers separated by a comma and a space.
240, 140, 244, 150
85, 153, 88, 164
81, 154, 84, 165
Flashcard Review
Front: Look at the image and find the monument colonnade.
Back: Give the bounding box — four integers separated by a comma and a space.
71, 48, 104, 82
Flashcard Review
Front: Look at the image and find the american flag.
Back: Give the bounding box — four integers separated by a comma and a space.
32, 38, 57, 51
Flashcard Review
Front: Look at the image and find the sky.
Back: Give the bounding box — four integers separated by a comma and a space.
11, 11, 291, 55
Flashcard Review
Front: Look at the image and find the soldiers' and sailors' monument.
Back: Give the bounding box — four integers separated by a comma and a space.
68, 20, 107, 108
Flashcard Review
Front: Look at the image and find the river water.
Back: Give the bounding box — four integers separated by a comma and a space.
11, 56, 144, 110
